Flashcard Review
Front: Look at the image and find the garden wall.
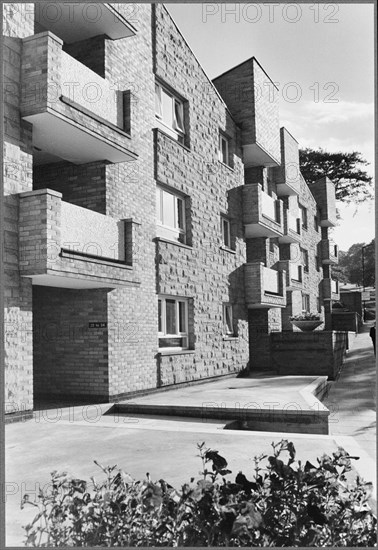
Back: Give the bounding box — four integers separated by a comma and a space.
271, 331, 348, 379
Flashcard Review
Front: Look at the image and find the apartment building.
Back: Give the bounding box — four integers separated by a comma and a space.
2, 3, 339, 418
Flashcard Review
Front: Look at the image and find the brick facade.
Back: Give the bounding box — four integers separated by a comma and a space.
2, 3, 338, 413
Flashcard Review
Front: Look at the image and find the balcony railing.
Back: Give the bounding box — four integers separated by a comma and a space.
21, 32, 136, 165
242, 184, 283, 239
320, 239, 338, 264
18, 188, 139, 288
245, 262, 286, 309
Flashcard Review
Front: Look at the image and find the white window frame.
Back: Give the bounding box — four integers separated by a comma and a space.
158, 296, 189, 350
155, 82, 185, 143
218, 134, 229, 165
223, 303, 234, 336
221, 215, 231, 249
156, 186, 186, 244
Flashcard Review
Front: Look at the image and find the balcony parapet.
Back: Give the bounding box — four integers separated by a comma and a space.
242, 184, 283, 239
21, 32, 137, 165
18, 188, 140, 288
245, 262, 286, 309
279, 208, 301, 244
321, 278, 340, 301
319, 239, 338, 264
278, 260, 302, 290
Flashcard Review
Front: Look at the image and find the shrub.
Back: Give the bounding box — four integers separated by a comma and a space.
22, 440, 376, 547
290, 313, 322, 321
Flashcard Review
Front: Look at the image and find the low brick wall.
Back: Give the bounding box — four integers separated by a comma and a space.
332, 312, 361, 333
271, 331, 348, 379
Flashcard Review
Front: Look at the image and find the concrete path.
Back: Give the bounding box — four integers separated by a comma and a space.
324, 322, 376, 459
323, 322, 376, 493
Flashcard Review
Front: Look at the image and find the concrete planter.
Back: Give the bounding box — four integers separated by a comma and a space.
291, 320, 323, 332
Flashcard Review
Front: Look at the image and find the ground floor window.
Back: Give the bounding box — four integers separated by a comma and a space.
223, 303, 234, 336
158, 296, 188, 349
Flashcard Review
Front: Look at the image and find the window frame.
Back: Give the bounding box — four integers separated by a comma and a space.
302, 293, 310, 314
300, 204, 308, 230
156, 186, 186, 244
222, 303, 234, 337
301, 247, 309, 273
220, 215, 231, 249
218, 133, 230, 165
155, 82, 185, 143
158, 295, 189, 350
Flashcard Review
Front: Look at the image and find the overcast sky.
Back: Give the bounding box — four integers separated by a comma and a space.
166, 3, 375, 251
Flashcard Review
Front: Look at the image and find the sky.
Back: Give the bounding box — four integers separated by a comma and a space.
166, 3, 375, 251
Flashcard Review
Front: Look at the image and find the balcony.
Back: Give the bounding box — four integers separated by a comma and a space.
18, 189, 140, 289
279, 208, 301, 244
21, 32, 137, 165
274, 128, 301, 196
320, 239, 338, 264
308, 177, 337, 227
242, 184, 283, 238
213, 58, 280, 167
245, 262, 286, 309
321, 278, 340, 301
278, 260, 303, 290
35, 3, 137, 43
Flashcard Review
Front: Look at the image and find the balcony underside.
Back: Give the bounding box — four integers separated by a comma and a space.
278, 231, 300, 244
276, 182, 299, 196
245, 221, 282, 238
35, 3, 136, 43
243, 143, 280, 168
247, 294, 286, 309
23, 269, 139, 289
320, 219, 336, 228
23, 110, 136, 165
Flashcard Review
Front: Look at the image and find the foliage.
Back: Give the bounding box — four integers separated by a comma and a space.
22, 440, 376, 547
338, 239, 375, 287
299, 148, 373, 204
290, 313, 322, 321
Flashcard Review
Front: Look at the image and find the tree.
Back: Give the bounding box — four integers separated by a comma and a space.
337, 239, 375, 286
299, 148, 373, 204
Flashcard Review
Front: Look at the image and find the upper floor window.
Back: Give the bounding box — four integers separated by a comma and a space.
218, 134, 229, 165
314, 215, 319, 231
223, 303, 234, 336
158, 296, 188, 349
300, 205, 308, 230
221, 215, 231, 249
156, 186, 186, 244
155, 83, 185, 143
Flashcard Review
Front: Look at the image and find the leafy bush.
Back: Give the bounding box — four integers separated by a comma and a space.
22, 440, 376, 547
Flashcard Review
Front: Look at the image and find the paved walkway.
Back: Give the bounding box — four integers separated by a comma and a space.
324, 323, 376, 460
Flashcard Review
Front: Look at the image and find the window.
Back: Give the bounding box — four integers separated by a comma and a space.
301, 247, 309, 273
223, 304, 234, 336
221, 216, 231, 249
300, 205, 308, 229
155, 82, 185, 143
302, 293, 310, 313
317, 297, 321, 313
158, 296, 188, 349
314, 215, 319, 231
218, 134, 229, 165
156, 186, 186, 243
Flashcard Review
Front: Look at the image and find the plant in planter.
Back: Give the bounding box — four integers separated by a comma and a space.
290, 313, 323, 331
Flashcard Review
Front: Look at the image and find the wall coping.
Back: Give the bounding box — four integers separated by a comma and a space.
23, 30, 63, 46
19, 188, 62, 199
